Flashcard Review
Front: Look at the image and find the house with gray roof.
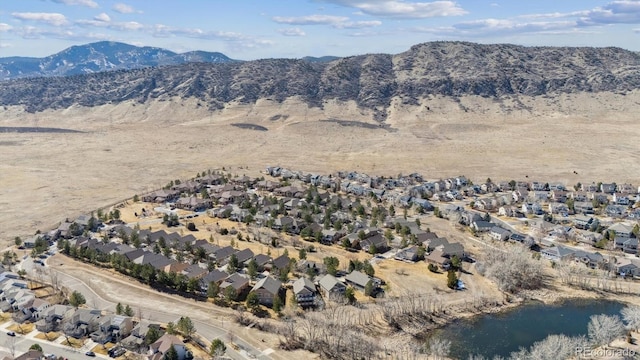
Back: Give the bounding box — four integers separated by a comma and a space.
292, 277, 317, 307
199, 270, 228, 292
220, 273, 250, 297
344, 270, 372, 292
541, 246, 575, 261
318, 274, 346, 300
251, 276, 282, 306
489, 226, 511, 241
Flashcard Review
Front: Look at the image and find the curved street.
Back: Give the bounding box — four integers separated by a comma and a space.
25, 253, 280, 360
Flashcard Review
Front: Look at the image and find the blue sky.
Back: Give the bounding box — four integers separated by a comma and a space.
1, 0, 639, 59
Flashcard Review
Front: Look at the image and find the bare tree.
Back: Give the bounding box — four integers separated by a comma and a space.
588, 314, 625, 347
6, 336, 17, 358
527, 334, 588, 360
479, 245, 544, 293
424, 336, 451, 360
621, 305, 640, 331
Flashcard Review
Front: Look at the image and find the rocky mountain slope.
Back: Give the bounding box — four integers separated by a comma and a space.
1, 42, 639, 120
0, 41, 234, 80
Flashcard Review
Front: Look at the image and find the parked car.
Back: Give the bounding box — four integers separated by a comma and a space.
85, 351, 95, 357
6, 331, 15, 336
108, 348, 125, 358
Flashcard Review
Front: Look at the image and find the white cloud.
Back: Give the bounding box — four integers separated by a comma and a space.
453, 18, 575, 35
77, 18, 144, 31
112, 3, 139, 14
277, 28, 306, 36
334, 20, 382, 29
578, 0, 640, 26
634, 28, 640, 33
12, 12, 69, 27
272, 15, 349, 25
0, 43, 12, 48
0, 23, 13, 32
11, 25, 110, 42
94, 13, 111, 22
272, 15, 381, 29
150, 25, 273, 50
518, 11, 589, 20
112, 21, 143, 31
322, 0, 467, 18
51, 0, 98, 8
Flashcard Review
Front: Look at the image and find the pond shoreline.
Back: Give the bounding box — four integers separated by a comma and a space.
428, 287, 630, 359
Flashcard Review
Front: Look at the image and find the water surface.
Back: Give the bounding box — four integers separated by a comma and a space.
438, 299, 624, 359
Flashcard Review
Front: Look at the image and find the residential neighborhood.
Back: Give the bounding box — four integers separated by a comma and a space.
6, 167, 640, 359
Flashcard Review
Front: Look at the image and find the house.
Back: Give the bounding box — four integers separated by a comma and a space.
573, 250, 606, 269
394, 246, 420, 262
318, 274, 346, 300
425, 249, 451, 270
573, 215, 594, 229
199, 270, 228, 292
489, 226, 511, 241
9, 350, 44, 360
529, 191, 549, 202
605, 205, 627, 218
292, 277, 317, 307
181, 264, 207, 280
608, 223, 634, 238
270, 255, 291, 274
359, 234, 388, 253
581, 183, 599, 192
548, 203, 569, 216
571, 191, 589, 202
573, 229, 603, 246
613, 193, 631, 205
91, 315, 134, 344
614, 237, 638, 254
472, 221, 494, 232
142, 189, 179, 203
252, 254, 272, 269
210, 246, 237, 264
574, 201, 594, 215
601, 183, 617, 194
220, 273, 250, 298
63, 309, 102, 339
35, 304, 71, 332
521, 203, 540, 215
499, 206, 515, 217
148, 334, 188, 360
344, 271, 372, 292
550, 190, 568, 203
616, 258, 640, 278
233, 248, 255, 266
272, 216, 298, 233
251, 276, 282, 306
541, 246, 575, 261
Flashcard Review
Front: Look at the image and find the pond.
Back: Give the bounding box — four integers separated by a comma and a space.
437, 299, 625, 359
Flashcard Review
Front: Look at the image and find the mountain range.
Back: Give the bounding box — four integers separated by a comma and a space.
1, 41, 639, 119
0, 41, 235, 80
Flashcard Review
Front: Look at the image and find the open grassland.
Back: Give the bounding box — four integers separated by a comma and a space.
2, 92, 640, 245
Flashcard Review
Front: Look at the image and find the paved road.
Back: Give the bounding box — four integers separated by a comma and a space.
0, 326, 105, 360
35, 253, 275, 360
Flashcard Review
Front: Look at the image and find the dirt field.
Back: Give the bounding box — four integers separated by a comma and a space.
2, 92, 640, 246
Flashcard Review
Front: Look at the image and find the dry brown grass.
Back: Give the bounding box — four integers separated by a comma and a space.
34, 331, 60, 341
7, 323, 34, 335
61, 337, 85, 348
2, 92, 640, 247
91, 343, 115, 355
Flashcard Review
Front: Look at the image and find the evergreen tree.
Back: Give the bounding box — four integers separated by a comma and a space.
163, 345, 179, 360
447, 270, 458, 289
